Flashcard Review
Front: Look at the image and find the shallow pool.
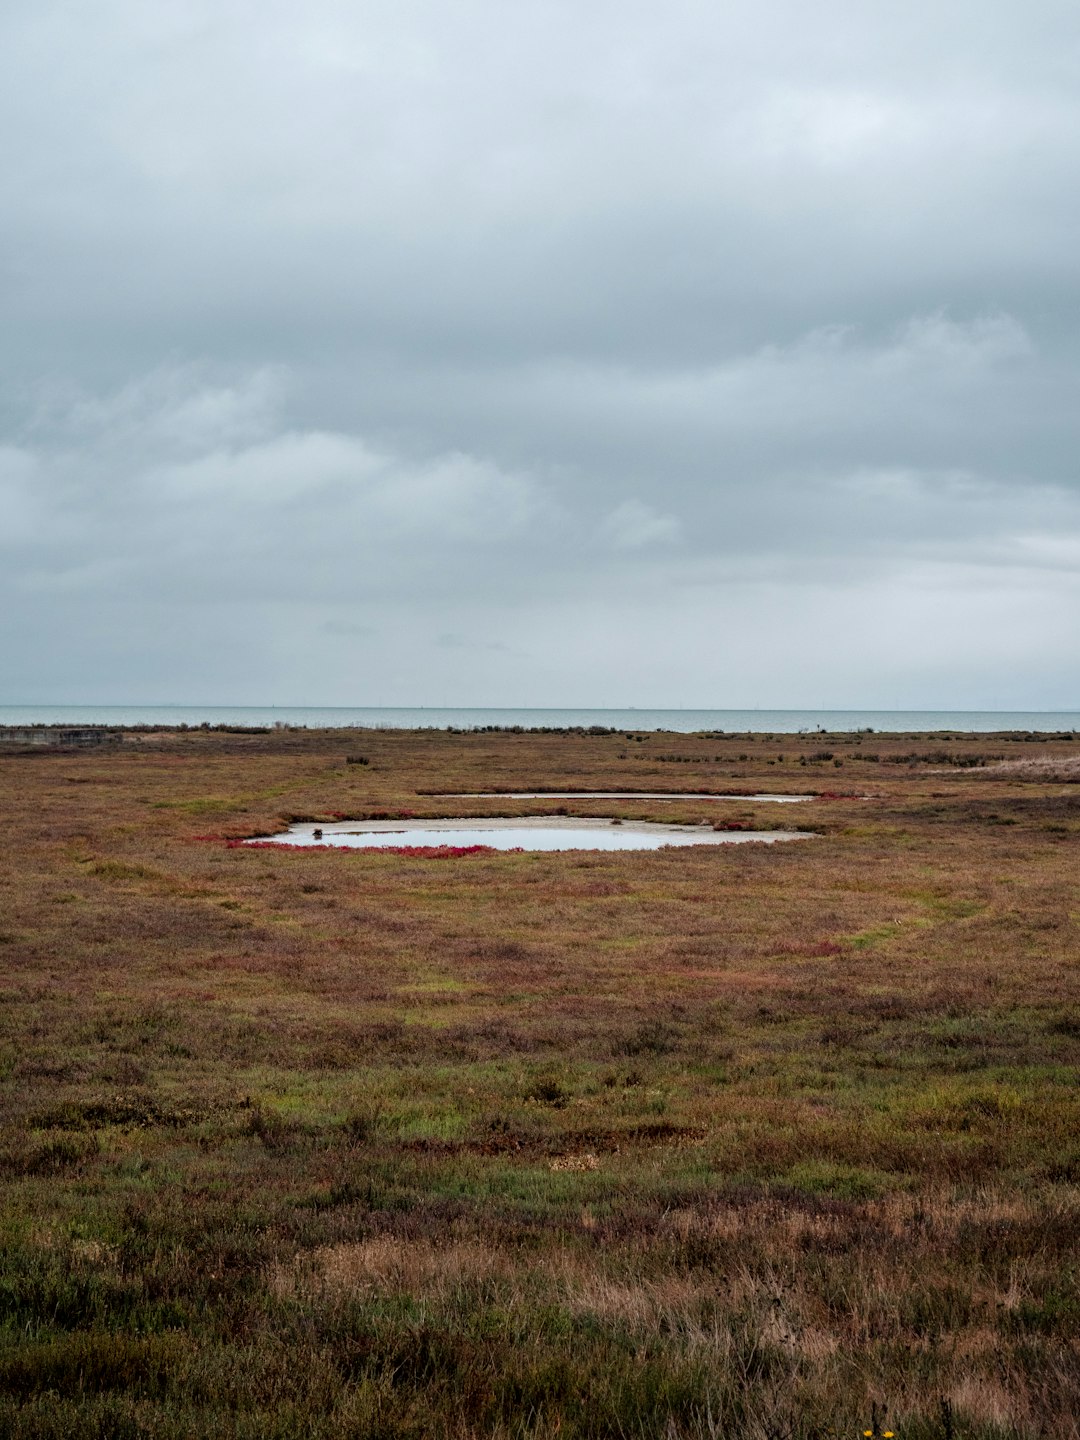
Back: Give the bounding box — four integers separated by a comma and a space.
246, 817, 812, 852
439, 791, 814, 802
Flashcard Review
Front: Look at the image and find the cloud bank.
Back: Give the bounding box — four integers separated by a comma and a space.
2, 0, 1078, 705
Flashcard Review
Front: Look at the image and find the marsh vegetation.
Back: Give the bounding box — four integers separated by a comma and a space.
0, 726, 1078, 1438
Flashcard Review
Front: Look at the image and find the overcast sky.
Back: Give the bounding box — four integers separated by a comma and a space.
2, 0, 1079, 707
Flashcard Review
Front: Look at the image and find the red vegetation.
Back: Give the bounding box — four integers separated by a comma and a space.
227, 840, 502, 858
382, 843, 506, 857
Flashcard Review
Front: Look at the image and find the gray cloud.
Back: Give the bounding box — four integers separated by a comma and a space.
2, 1, 1079, 705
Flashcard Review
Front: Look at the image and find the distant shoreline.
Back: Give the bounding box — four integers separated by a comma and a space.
1, 705, 1078, 734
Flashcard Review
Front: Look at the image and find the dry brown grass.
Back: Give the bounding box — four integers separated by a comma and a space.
980, 753, 1080, 780
1, 724, 1078, 1437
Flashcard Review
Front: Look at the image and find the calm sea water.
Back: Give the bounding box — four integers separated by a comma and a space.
1, 705, 1077, 733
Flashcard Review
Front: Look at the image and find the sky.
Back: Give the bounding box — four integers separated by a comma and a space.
2, 0, 1079, 708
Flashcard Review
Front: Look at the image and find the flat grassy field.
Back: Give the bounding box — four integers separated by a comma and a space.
1, 726, 1078, 1439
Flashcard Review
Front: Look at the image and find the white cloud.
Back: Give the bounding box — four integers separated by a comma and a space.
0, 368, 559, 605
601, 499, 682, 550
2, 3, 1080, 703
365, 452, 545, 541
0, 446, 42, 545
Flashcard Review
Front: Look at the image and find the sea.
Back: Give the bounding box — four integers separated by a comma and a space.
1, 706, 1078, 734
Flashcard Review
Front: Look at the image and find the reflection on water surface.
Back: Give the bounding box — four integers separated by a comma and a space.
246, 818, 812, 852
